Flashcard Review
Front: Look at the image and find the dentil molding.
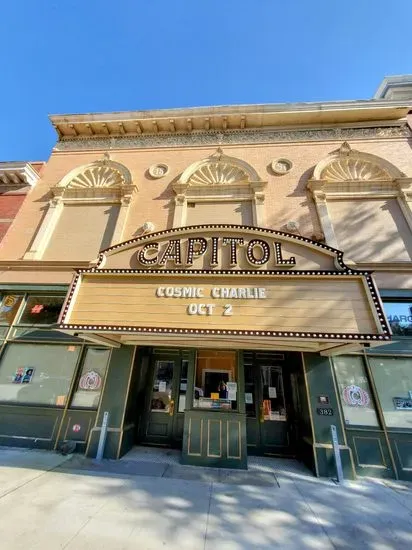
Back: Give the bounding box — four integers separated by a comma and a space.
53, 124, 412, 151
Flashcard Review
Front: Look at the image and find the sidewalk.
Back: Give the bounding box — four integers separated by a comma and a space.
0, 447, 411, 549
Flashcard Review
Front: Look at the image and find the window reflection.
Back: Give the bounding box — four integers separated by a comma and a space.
193, 350, 237, 410
383, 301, 412, 336
333, 356, 379, 427
370, 357, 412, 429
150, 360, 174, 412
0, 343, 80, 406
0, 295, 23, 325
19, 296, 64, 325
260, 366, 286, 421
70, 348, 110, 409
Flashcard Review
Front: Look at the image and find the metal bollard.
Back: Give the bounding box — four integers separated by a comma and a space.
95, 411, 110, 461
330, 424, 344, 484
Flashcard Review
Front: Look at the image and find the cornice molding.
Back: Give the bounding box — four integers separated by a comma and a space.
53, 124, 412, 151
50, 99, 411, 140
0, 162, 40, 193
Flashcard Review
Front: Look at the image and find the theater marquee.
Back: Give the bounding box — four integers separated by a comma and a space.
59, 225, 391, 352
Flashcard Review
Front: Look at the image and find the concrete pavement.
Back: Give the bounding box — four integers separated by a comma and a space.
0, 448, 411, 549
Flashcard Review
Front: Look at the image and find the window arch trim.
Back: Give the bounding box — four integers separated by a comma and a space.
24, 159, 137, 260
172, 148, 267, 227
307, 142, 412, 259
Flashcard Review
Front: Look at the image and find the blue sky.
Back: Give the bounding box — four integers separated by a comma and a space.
2, 1, 412, 161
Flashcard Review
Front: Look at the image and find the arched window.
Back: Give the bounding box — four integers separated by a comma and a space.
308, 142, 412, 263
172, 148, 267, 227
25, 157, 136, 261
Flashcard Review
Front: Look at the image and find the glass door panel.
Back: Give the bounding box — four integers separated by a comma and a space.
150, 360, 174, 413
261, 366, 287, 422
178, 359, 189, 412
244, 358, 257, 418
244, 352, 294, 456
244, 357, 259, 451
193, 350, 237, 411
140, 350, 195, 448
143, 357, 177, 445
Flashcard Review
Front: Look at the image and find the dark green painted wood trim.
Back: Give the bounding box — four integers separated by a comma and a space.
303, 353, 346, 445
300, 438, 316, 474
182, 349, 247, 469
56, 410, 97, 454
138, 348, 195, 447
86, 345, 135, 459
237, 350, 246, 415
345, 428, 395, 478
184, 349, 196, 414
362, 350, 400, 479
182, 409, 247, 469
87, 428, 122, 459
96, 345, 135, 428
314, 446, 355, 480
0, 404, 63, 451
303, 352, 358, 479
388, 432, 412, 481
119, 424, 135, 457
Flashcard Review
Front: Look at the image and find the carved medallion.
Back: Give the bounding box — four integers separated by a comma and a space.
149, 163, 169, 178
271, 158, 293, 175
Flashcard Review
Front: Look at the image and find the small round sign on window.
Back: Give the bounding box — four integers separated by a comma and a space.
72, 424, 81, 433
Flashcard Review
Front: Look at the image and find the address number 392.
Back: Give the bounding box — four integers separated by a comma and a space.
187, 304, 233, 316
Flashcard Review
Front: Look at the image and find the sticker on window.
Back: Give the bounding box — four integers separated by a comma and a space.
342, 385, 370, 407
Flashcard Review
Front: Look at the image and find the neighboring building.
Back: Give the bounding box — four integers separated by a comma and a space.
0, 161, 43, 242
0, 76, 412, 480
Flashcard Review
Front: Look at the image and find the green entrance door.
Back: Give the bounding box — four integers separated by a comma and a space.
140, 350, 192, 447
244, 351, 297, 456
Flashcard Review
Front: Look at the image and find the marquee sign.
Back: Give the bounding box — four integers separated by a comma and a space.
137, 235, 296, 268
59, 224, 391, 344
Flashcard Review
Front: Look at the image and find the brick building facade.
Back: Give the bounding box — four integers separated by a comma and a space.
0, 76, 411, 479
0, 162, 43, 242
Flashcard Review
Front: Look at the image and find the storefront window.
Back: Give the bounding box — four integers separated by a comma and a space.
369, 357, 412, 429
0, 343, 80, 406
333, 356, 379, 427
383, 301, 412, 336
193, 350, 237, 410
70, 347, 110, 409
18, 295, 64, 325
0, 295, 23, 325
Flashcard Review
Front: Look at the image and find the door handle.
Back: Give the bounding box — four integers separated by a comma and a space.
169, 399, 175, 416
259, 402, 265, 423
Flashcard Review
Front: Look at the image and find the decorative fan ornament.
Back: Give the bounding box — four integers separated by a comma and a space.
321, 158, 390, 182
67, 165, 125, 189
188, 162, 249, 185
